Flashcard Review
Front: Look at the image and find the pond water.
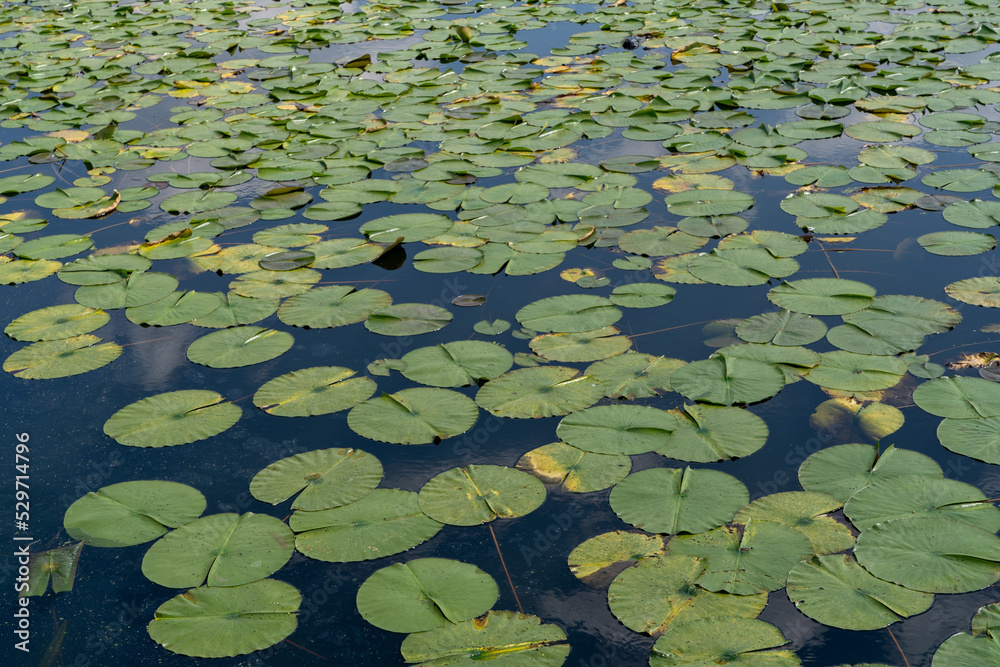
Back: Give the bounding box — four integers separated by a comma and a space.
6, 0, 1000, 665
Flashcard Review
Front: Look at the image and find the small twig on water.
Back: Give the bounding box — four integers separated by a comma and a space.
628, 319, 720, 339
488, 523, 523, 614
886, 626, 910, 667
816, 241, 840, 279
283, 639, 330, 662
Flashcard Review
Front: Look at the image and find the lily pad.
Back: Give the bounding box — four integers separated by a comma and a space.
357, 558, 498, 633
913, 376, 1000, 418
5, 304, 108, 341
23, 542, 83, 596
400, 341, 513, 387
103, 390, 241, 448
734, 492, 854, 555
348, 388, 478, 445
4, 334, 121, 379
418, 464, 546, 526
609, 554, 766, 635
584, 353, 687, 399
844, 476, 1000, 533
186, 326, 293, 368
63, 480, 206, 547
657, 404, 768, 463
556, 405, 677, 455
567, 531, 668, 585
649, 617, 798, 667
529, 326, 631, 362
365, 303, 453, 336
141, 512, 294, 588
278, 286, 392, 328
667, 519, 813, 595
798, 444, 944, 503
670, 355, 786, 405
918, 231, 997, 256
787, 554, 933, 630
291, 489, 442, 563
805, 351, 907, 391
854, 516, 1000, 594
609, 467, 749, 535
250, 448, 382, 511
516, 442, 630, 492
399, 611, 569, 665
938, 416, 1000, 465
476, 367, 604, 418
253, 366, 376, 417
147, 579, 300, 658
736, 310, 827, 346
768, 278, 875, 315
515, 294, 621, 333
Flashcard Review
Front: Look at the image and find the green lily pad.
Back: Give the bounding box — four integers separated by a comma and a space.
663, 190, 755, 217
670, 355, 786, 405
516, 442, 630, 492
942, 199, 1000, 229
291, 489, 442, 563
357, 558, 498, 633
609, 467, 748, 535
787, 554, 934, 631
734, 492, 854, 555
190, 293, 279, 329
845, 120, 921, 142
945, 277, 1000, 307
854, 516, 1000, 594
798, 444, 943, 503
667, 519, 813, 595
0, 173, 54, 195
159, 190, 238, 215
400, 610, 569, 665
923, 169, 1000, 193
186, 326, 293, 368
16, 234, 93, 260
736, 310, 827, 346
365, 303, 453, 336
618, 226, 708, 257
278, 286, 392, 328
657, 404, 768, 463
826, 317, 924, 356
125, 291, 222, 326
609, 283, 676, 308
253, 366, 375, 417
250, 447, 382, 511
649, 617, 798, 667
529, 326, 632, 362
932, 603, 1000, 666
843, 294, 961, 335
57, 254, 151, 286
74, 271, 179, 310
63, 480, 206, 547
913, 376, 1000, 419
419, 464, 546, 526
584, 353, 687, 399
567, 531, 668, 585
844, 476, 1000, 533
103, 390, 241, 448
768, 278, 875, 315
516, 294, 621, 333
805, 351, 907, 391
22, 542, 83, 597
400, 341, 513, 387
4, 334, 121, 379
609, 554, 766, 635
556, 405, 677, 455
938, 416, 1000, 465
360, 213, 453, 243
5, 304, 108, 341
147, 579, 300, 658
348, 388, 478, 445
919, 231, 997, 256
476, 367, 604, 418
142, 512, 294, 588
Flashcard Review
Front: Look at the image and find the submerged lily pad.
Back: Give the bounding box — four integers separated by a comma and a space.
250, 448, 382, 511
64, 480, 206, 547
23, 542, 83, 597
291, 489, 442, 563
147, 579, 299, 658
104, 390, 241, 448
356, 558, 498, 633
141, 512, 294, 588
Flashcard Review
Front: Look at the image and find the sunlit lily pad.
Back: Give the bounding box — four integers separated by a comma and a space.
529, 326, 631, 362
64, 480, 206, 547
357, 558, 498, 633
125, 291, 221, 326
805, 351, 906, 391
913, 376, 1000, 419
419, 464, 546, 526
348, 388, 478, 445
918, 231, 997, 256
5, 304, 108, 341
736, 310, 827, 346
798, 444, 943, 503
278, 286, 392, 328
610, 467, 748, 535
768, 278, 875, 315
584, 353, 687, 399
75, 271, 178, 310
250, 448, 382, 511
147, 579, 299, 658
567, 531, 668, 585
4, 334, 121, 379
844, 476, 1000, 533
670, 355, 786, 405
253, 366, 375, 417
517, 442, 630, 492
734, 492, 854, 555
515, 294, 621, 333
291, 489, 442, 563
187, 326, 293, 368
400, 341, 513, 387
142, 512, 294, 588
365, 303, 452, 336
945, 277, 1000, 308
104, 390, 241, 448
